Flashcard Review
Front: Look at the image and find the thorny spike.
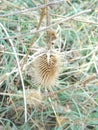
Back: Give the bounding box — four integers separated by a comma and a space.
46, 50, 51, 64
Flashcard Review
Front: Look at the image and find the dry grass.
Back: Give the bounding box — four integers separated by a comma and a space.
0, 0, 98, 130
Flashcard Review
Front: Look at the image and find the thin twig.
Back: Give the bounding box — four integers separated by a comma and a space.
48, 97, 61, 126
0, 92, 22, 97
72, 17, 98, 25
0, 70, 18, 87
0, 50, 26, 57
0, 23, 27, 123
51, 14, 98, 25
0, 0, 64, 17
0, 9, 91, 40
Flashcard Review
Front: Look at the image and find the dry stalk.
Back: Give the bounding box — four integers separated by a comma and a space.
44, 0, 57, 49
20, 5, 46, 70
44, 0, 51, 49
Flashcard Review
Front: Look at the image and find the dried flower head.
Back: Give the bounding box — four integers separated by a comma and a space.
33, 50, 61, 87
26, 89, 43, 107
18, 89, 43, 107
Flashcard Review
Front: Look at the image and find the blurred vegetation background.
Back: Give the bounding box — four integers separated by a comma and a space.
0, 0, 98, 130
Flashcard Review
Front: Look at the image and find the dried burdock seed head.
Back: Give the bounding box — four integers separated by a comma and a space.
33, 50, 61, 87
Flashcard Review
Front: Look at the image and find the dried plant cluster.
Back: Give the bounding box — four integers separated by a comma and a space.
0, 0, 98, 130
